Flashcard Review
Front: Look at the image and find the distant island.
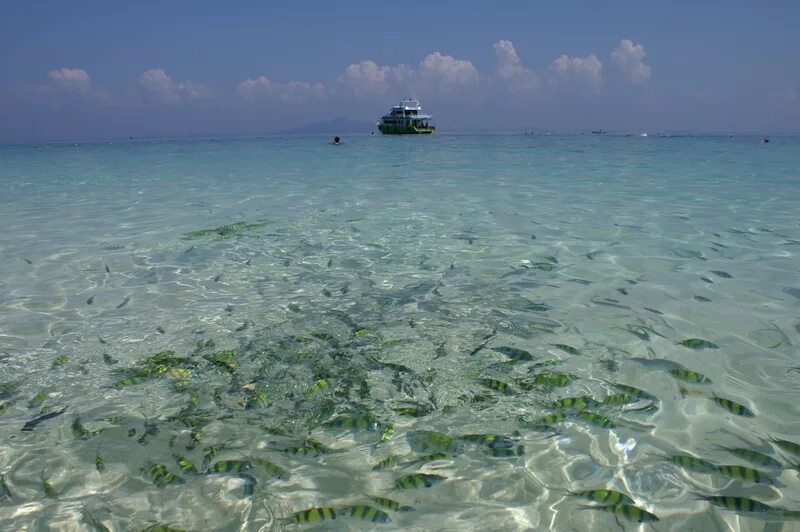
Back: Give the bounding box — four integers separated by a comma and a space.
277, 117, 375, 135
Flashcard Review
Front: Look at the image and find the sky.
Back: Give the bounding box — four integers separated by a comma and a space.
1, 0, 798, 141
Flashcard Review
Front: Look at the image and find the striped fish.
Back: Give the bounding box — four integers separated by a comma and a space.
715, 465, 771, 484
394, 473, 446, 489
345, 505, 391, 523
712, 396, 755, 417
699, 495, 774, 512
291, 507, 337, 523
569, 489, 634, 505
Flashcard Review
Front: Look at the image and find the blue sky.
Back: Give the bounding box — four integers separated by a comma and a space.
1, 0, 798, 140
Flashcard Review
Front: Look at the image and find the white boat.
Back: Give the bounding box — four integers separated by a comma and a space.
376, 98, 435, 135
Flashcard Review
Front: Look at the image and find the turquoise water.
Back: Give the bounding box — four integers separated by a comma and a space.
1, 134, 799, 531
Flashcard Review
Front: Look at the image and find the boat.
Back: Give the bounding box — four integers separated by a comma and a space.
376, 98, 435, 134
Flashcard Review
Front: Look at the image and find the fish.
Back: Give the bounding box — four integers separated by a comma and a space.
492, 346, 534, 361
531, 412, 567, 429
407, 431, 459, 454
172, 454, 199, 474
715, 465, 771, 483
522, 372, 575, 388
72, 416, 106, 440
710, 270, 733, 279
281, 445, 322, 457
459, 434, 516, 449
568, 489, 635, 505
41, 472, 57, 498
0, 381, 21, 399
345, 505, 391, 523
252, 458, 288, 479
142, 463, 184, 487
86, 295, 95, 305
551, 344, 581, 356
28, 390, 48, 408
698, 495, 774, 512
694, 295, 712, 302
623, 325, 650, 340
601, 394, 636, 406
52, 355, 68, 367
712, 396, 755, 417
102, 353, 118, 364
368, 496, 414, 512
770, 437, 800, 458
116, 296, 130, 309
104, 264, 110, 273
304, 378, 332, 398
240, 473, 257, 496
391, 404, 431, 418
1, 473, 13, 503
114, 376, 150, 388
479, 378, 514, 395
22, 257, 33, 264
716, 447, 782, 469
467, 330, 497, 357
291, 507, 337, 523
669, 368, 712, 384
666, 454, 717, 473
327, 412, 382, 432
530, 360, 561, 369
0, 400, 15, 415
574, 411, 616, 428
677, 338, 719, 349
21, 406, 67, 432
95, 449, 105, 473
394, 473, 446, 489
552, 396, 601, 410
372, 455, 401, 471
206, 350, 237, 372
485, 444, 524, 457
579, 504, 658, 523
202, 445, 223, 468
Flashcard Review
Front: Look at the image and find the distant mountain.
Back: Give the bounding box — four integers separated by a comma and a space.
277, 117, 375, 135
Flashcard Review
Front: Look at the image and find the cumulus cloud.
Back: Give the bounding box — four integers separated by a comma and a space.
337, 52, 477, 97
493, 40, 537, 90
418, 52, 479, 91
611, 39, 652, 84
48, 68, 91, 93
138, 68, 212, 104
237, 75, 325, 103
337, 60, 412, 96
549, 53, 604, 90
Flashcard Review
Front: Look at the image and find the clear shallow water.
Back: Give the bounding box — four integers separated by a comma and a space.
1, 134, 799, 531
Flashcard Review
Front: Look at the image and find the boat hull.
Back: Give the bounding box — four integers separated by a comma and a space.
378, 125, 435, 135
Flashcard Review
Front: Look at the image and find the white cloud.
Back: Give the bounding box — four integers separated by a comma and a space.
337, 60, 411, 96
237, 75, 325, 103
337, 53, 477, 97
493, 40, 538, 91
237, 75, 271, 100
549, 53, 604, 90
418, 52, 479, 91
611, 39, 652, 84
138, 68, 212, 104
48, 68, 91, 93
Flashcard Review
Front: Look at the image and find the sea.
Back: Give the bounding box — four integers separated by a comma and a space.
0, 133, 799, 531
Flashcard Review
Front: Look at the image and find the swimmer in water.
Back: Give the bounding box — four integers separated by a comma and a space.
333, 136, 341, 145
